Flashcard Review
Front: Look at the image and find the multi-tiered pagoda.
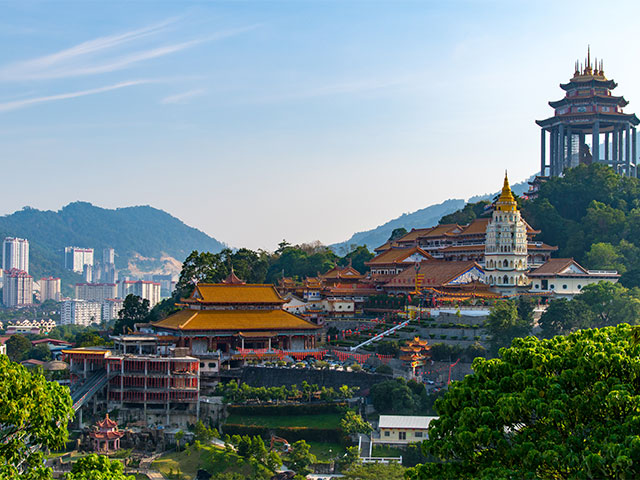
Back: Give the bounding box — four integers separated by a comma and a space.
536, 48, 639, 177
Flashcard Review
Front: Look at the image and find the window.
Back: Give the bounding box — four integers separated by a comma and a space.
563, 285, 568, 290
550, 284, 555, 290
578, 284, 582, 289
384, 431, 390, 437
542, 279, 548, 290
399, 432, 406, 440
415, 432, 423, 438
208, 362, 217, 368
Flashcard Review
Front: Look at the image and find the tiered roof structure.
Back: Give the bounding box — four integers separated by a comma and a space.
536, 47, 639, 177
90, 414, 124, 452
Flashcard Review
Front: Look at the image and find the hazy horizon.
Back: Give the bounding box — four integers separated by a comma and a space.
3, 1, 639, 250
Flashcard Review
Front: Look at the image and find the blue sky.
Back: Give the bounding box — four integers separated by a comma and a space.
2, 1, 640, 250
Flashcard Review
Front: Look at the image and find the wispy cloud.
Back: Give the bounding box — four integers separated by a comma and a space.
161, 88, 206, 104
0, 80, 149, 112
0, 20, 259, 81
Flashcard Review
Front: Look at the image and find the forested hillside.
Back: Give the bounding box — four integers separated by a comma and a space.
441, 164, 640, 287
0, 202, 225, 284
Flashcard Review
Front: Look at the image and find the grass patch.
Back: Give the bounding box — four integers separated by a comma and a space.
307, 441, 346, 462
226, 413, 342, 429
372, 445, 403, 458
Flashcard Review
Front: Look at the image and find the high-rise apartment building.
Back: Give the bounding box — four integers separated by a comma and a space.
64, 247, 94, 274
3, 237, 29, 273
3, 269, 33, 307
102, 298, 124, 323
103, 248, 115, 264
119, 280, 161, 307
40, 277, 61, 302
61, 299, 102, 326
75, 283, 117, 302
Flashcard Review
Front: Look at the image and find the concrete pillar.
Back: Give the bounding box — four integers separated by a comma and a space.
633, 127, 638, 177
619, 126, 624, 171
540, 129, 546, 176
613, 128, 619, 171
605, 132, 610, 164
593, 120, 600, 163
120, 360, 124, 407
558, 124, 565, 172
550, 128, 557, 176
626, 124, 632, 176
144, 360, 147, 421
566, 128, 573, 167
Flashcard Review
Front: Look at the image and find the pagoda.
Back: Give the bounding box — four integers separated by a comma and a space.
536, 47, 639, 177
90, 414, 124, 452
400, 336, 430, 376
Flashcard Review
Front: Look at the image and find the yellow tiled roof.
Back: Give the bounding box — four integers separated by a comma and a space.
188, 284, 285, 304
153, 308, 320, 331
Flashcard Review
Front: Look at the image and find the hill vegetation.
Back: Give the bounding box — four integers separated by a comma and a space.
440, 164, 640, 288
0, 202, 225, 290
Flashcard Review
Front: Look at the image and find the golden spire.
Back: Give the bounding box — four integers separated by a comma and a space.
496, 171, 517, 212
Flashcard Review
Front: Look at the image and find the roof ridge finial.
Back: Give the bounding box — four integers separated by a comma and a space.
588, 44, 591, 69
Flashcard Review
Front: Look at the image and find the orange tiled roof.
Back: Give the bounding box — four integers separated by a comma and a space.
414, 223, 462, 238
374, 240, 398, 253
385, 260, 482, 287
528, 242, 558, 251
320, 265, 363, 279
528, 258, 588, 276
459, 218, 490, 235
153, 308, 320, 331
186, 284, 285, 304
396, 228, 437, 243
366, 246, 433, 266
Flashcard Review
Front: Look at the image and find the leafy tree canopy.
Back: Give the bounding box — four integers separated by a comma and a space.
5, 334, 32, 362
64, 454, 133, 480
113, 294, 150, 335
408, 324, 640, 479
0, 355, 74, 479
484, 300, 533, 355
343, 462, 406, 480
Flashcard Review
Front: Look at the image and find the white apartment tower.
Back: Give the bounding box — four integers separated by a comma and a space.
3, 237, 29, 273
75, 283, 117, 302
40, 277, 61, 302
484, 173, 530, 295
61, 299, 102, 326
119, 280, 161, 307
3, 269, 33, 307
64, 246, 94, 274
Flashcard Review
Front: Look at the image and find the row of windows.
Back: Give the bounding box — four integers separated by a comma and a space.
383, 430, 423, 439
533, 283, 582, 290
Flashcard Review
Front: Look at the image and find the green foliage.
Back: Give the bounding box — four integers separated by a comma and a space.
343, 462, 406, 479
64, 454, 133, 480
74, 330, 106, 347
5, 334, 32, 362
287, 440, 316, 475
484, 300, 532, 354
216, 380, 355, 404
340, 245, 374, 274
27, 343, 52, 362
193, 420, 219, 443
375, 340, 400, 356
370, 378, 428, 415
113, 294, 150, 335
439, 200, 490, 226
340, 410, 372, 436
388, 227, 408, 242
539, 281, 640, 338
0, 355, 74, 479
375, 363, 393, 375
174, 430, 184, 451
409, 324, 640, 479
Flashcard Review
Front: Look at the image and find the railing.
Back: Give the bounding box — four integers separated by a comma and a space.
70, 369, 109, 411
350, 319, 412, 351
361, 456, 402, 464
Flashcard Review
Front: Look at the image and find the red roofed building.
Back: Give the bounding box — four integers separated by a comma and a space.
528, 258, 619, 298
90, 414, 124, 452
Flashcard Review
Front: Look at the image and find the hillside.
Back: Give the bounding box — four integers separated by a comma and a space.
0, 202, 226, 288
331, 175, 534, 253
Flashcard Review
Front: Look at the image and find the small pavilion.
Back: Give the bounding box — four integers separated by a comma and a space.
90, 414, 124, 453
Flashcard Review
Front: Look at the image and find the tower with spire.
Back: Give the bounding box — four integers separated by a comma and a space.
484, 173, 529, 295
536, 47, 639, 177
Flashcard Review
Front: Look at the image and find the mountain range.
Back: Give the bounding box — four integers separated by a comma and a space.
0, 202, 225, 290
330, 175, 535, 252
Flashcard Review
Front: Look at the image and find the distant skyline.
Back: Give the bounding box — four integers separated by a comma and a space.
2, 1, 640, 251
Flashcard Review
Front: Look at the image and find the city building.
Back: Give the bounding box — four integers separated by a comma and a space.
537, 48, 639, 177
528, 258, 619, 298
102, 298, 124, 323
63, 344, 200, 427
61, 299, 102, 326
83, 264, 93, 283
484, 173, 530, 295
40, 277, 61, 302
103, 248, 115, 264
383, 260, 485, 296
3, 237, 29, 273
151, 273, 321, 370
146, 274, 176, 299
375, 415, 438, 445
119, 280, 162, 307
75, 283, 117, 302
6, 319, 56, 335
366, 247, 433, 278
65, 247, 94, 274
3, 268, 33, 307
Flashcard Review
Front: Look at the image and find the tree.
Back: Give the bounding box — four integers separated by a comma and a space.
586, 242, 626, 273
370, 379, 419, 414
74, 330, 105, 347
288, 440, 316, 475
114, 294, 150, 335
407, 324, 640, 479
341, 245, 374, 274
340, 410, 372, 436
64, 454, 134, 480
27, 343, 52, 362
388, 228, 408, 242
5, 334, 32, 362
484, 300, 532, 355
174, 430, 184, 451
343, 462, 406, 480
538, 298, 594, 337
0, 355, 74, 479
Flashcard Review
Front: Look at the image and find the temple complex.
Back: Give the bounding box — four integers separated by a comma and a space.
536, 48, 639, 177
